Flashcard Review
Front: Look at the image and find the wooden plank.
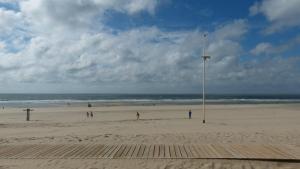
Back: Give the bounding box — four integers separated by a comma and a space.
159, 145, 165, 158
153, 145, 160, 158
142, 145, 150, 158
113, 145, 126, 158
98, 145, 114, 158
207, 144, 222, 158
174, 145, 181, 158
137, 145, 146, 158
148, 145, 155, 158
120, 145, 132, 158
6, 145, 34, 159
210, 144, 234, 158
86, 144, 104, 158
103, 145, 119, 158
94, 145, 109, 158
201, 145, 217, 158
231, 145, 255, 158
266, 145, 296, 159
74, 144, 95, 159
64, 145, 86, 158
190, 145, 201, 158
25, 145, 56, 159
169, 145, 176, 158
125, 145, 136, 158
165, 145, 171, 158
179, 145, 188, 158
54, 145, 80, 159
183, 145, 194, 158
132, 145, 141, 158
13, 145, 43, 159
0, 144, 298, 160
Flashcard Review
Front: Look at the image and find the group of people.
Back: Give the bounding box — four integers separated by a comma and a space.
86, 111, 94, 118
85, 109, 192, 120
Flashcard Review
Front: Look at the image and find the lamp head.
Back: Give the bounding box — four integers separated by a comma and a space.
202, 55, 211, 60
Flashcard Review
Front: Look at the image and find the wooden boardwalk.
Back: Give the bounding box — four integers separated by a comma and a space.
0, 144, 298, 161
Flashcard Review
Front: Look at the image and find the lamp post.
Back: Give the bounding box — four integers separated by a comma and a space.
202, 34, 210, 124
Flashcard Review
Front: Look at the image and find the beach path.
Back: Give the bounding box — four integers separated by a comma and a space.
0, 144, 298, 161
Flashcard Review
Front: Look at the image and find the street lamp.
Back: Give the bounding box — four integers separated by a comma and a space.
202, 34, 210, 124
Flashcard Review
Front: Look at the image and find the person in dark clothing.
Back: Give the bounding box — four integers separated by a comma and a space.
136, 112, 140, 120
90, 112, 93, 118
188, 110, 192, 119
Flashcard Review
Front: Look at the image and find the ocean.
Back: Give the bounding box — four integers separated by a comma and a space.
0, 94, 300, 108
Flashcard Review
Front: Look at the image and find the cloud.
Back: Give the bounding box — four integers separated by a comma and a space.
250, 0, 300, 33
0, 8, 23, 35
19, 0, 161, 34
251, 42, 273, 56
0, 1, 300, 93
0, 17, 249, 86
251, 35, 300, 56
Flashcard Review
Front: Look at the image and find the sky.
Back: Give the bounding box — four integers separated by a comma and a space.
0, 0, 300, 94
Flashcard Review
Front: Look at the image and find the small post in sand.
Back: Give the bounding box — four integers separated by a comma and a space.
23, 108, 34, 121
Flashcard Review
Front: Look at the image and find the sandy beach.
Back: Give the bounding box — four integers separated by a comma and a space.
0, 103, 299, 168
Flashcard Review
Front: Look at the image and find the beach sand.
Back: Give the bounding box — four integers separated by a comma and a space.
0, 103, 299, 168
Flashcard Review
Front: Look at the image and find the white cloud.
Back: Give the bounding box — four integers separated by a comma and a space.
0, 8, 23, 35
213, 19, 248, 40
0, 0, 299, 93
19, 0, 161, 34
250, 0, 300, 33
251, 42, 273, 56
251, 35, 300, 56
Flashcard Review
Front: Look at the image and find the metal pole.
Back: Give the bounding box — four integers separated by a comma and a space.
202, 34, 206, 124
203, 57, 206, 123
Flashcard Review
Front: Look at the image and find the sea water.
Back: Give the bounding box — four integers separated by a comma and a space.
0, 93, 300, 108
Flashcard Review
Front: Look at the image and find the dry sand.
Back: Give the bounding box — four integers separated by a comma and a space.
0, 103, 299, 168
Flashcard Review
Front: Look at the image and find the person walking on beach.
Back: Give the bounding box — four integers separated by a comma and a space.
90, 112, 93, 118
188, 110, 192, 119
86, 112, 89, 118
136, 112, 140, 120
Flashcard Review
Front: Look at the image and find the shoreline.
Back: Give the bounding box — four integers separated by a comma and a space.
2, 100, 300, 108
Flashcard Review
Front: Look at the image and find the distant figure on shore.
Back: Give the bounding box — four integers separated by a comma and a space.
86, 112, 89, 118
188, 110, 192, 119
90, 112, 93, 118
2, 106, 4, 110
136, 112, 140, 120
88, 103, 92, 108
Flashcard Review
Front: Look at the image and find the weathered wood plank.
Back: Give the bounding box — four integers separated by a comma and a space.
137, 145, 146, 158
174, 145, 181, 158
165, 145, 171, 158
120, 145, 132, 158
0, 144, 298, 160
179, 145, 188, 158
125, 145, 136, 158
99, 145, 113, 158
159, 145, 165, 158
148, 145, 155, 158
94, 145, 109, 158
104, 145, 119, 158
183, 145, 194, 158
169, 145, 176, 158
153, 145, 160, 158
132, 145, 141, 158
113, 145, 126, 158
142, 145, 150, 158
